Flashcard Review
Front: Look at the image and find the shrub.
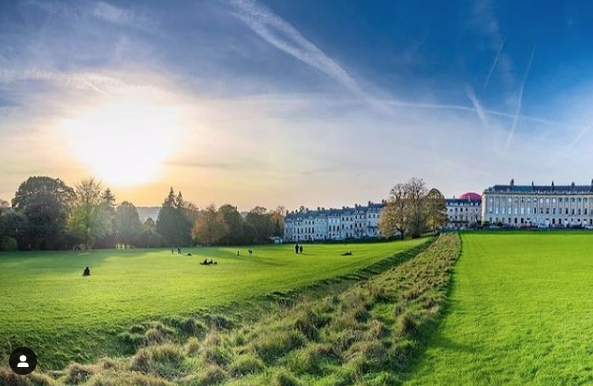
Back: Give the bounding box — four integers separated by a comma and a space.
251, 329, 306, 363
130, 344, 184, 377
185, 337, 201, 356
0, 236, 18, 251
271, 368, 301, 386
286, 343, 336, 374
229, 353, 265, 376
62, 363, 98, 384
0, 367, 57, 385
142, 323, 175, 346
196, 364, 227, 385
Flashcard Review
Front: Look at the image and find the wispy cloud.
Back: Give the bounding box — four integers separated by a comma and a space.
504, 47, 536, 151
92, 1, 159, 32
470, 0, 514, 87
224, 0, 387, 111
466, 86, 488, 127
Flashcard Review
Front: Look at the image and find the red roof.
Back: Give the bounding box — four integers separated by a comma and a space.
459, 192, 481, 200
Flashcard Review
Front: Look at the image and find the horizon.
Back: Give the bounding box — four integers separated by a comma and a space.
3, 1, 593, 209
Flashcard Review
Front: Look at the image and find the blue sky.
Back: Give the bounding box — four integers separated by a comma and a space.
2, 0, 593, 209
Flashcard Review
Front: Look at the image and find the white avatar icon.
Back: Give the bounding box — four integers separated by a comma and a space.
17, 355, 29, 368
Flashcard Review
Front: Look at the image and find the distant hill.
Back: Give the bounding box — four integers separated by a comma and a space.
137, 206, 160, 222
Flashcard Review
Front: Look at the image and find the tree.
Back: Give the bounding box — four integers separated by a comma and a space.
425, 188, 447, 233
95, 188, 117, 248
69, 178, 112, 249
405, 178, 428, 238
12, 176, 75, 249
135, 217, 163, 248
115, 201, 142, 248
144, 217, 156, 230
156, 188, 192, 247
218, 204, 245, 245
245, 206, 274, 244
193, 204, 228, 246
378, 183, 407, 239
270, 205, 286, 237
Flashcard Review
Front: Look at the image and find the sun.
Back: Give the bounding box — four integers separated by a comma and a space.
62, 93, 184, 187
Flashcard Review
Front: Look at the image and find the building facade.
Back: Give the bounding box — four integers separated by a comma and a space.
446, 192, 482, 229
482, 180, 593, 227
284, 201, 384, 242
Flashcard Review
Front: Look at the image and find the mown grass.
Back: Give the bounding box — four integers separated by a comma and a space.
4, 233, 461, 385
406, 231, 593, 385
0, 239, 426, 369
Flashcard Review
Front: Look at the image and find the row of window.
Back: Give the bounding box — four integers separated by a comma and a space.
489, 207, 589, 216
488, 217, 593, 226
488, 196, 591, 204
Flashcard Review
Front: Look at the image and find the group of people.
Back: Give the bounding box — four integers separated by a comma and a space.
200, 259, 218, 265
236, 249, 254, 256
294, 243, 304, 254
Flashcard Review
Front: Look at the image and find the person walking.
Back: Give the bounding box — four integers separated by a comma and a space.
295, 243, 299, 254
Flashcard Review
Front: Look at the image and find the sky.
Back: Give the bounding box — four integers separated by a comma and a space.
2, 0, 593, 210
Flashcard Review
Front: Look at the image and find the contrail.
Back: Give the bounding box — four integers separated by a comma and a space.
466, 86, 488, 127
504, 46, 536, 152
484, 36, 506, 89
224, 0, 388, 112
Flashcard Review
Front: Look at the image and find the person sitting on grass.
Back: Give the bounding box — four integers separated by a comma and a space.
83, 267, 91, 276
248, 249, 253, 256
341, 251, 352, 256
201, 259, 208, 265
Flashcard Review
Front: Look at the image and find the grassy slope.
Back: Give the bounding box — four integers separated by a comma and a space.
0, 239, 425, 369
406, 231, 593, 385
8, 234, 460, 386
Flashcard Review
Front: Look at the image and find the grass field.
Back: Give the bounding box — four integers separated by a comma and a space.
407, 231, 593, 385
0, 239, 425, 369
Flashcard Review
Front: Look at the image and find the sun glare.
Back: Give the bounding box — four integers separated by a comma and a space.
62, 94, 184, 187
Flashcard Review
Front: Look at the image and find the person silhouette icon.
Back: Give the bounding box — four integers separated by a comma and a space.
17, 355, 29, 367
9, 347, 37, 375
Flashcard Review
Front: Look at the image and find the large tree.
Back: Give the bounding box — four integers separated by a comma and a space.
270, 205, 286, 237
12, 176, 75, 249
218, 204, 245, 245
378, 183, 408, 239
69, 178, 112, 249
156, 188, 192, 247
114, 201, 143, 248
379, 178, 433, 239
405, 178, 428, 238
245, 206, 274, 244
95, 188, 117, 248
425, 188, 447, 233
192, 204, 228, 246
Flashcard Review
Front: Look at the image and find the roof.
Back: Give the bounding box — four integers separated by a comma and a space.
446, 198, 481, 205
286, 202, 385, 219
485, 181, 593, 194
459, 192, 481, 200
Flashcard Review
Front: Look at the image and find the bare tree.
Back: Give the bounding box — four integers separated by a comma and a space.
378, 183, 407, 238
425, 188, 447, 233
405, 178, 428, 238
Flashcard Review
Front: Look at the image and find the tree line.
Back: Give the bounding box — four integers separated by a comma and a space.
378, 178, 447, 239
0, 176, 284, 251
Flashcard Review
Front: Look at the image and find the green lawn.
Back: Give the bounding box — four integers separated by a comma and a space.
0, 239, 425, 369
406, 231, 593, 385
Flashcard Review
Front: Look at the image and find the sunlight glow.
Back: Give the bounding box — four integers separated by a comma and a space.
61, 93, 185, 187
